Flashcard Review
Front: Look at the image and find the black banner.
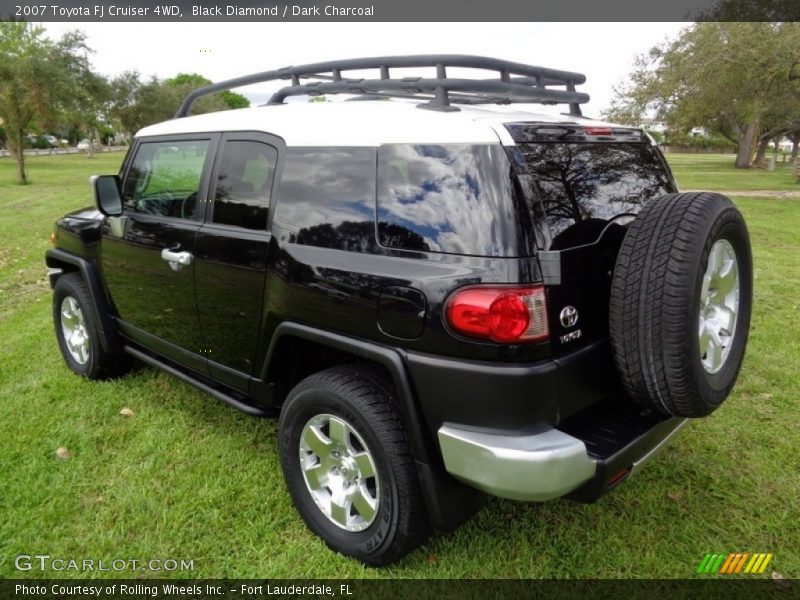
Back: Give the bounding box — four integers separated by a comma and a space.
3, 579, 799, 600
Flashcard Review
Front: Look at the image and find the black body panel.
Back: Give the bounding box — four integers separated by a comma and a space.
194, 225, 271, 389
102, 215, 207, 373
46, 246, 119, 353
405, 338, 619, 438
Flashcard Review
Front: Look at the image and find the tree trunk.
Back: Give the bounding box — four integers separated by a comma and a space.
735, 121, 758, 169
9, 129, 28, 185
792, 139, 799, 162
754, 137, 770, 166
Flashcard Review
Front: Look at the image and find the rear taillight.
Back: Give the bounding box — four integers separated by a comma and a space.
445, 285, 549, 343
584, 126, 613, 135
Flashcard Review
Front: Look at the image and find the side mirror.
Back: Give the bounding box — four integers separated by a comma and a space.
91, 175, 123, 217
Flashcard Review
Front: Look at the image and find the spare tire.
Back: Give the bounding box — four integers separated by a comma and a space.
609, 192, 752, 418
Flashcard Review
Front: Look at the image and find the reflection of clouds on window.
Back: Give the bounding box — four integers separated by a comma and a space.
377, 144, 518, 257
272, 147, 376, 250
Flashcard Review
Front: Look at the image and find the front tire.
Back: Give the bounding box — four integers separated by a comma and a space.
278, 366, 429, 565
53, 273, 129, 379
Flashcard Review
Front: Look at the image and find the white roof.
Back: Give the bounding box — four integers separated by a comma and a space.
136, 100, 617, 147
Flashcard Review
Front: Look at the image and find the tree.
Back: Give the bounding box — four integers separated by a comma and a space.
220, 90, 250, 109
69, 70, 111, 158
108, 71, 144, 139
697, 0, 800, 21
107, 72, 250, 138
750, 70, 800, 165
605, 23, 800, 168
788, 130, 800, 161
0, 23, 95, 183
167, 73, 249, 111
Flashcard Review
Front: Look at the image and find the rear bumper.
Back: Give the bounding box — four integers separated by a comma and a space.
437, 426, 596, 500
438, 407, 688, 502
406, 339, 619, 436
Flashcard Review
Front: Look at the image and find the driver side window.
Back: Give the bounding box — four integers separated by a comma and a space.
122, 139, 210, 220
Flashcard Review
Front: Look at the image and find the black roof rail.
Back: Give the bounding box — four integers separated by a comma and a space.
174, 55, 589, 118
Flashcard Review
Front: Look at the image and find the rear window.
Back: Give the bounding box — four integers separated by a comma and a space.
516, 142, 675, 248
377, 144, 522, 257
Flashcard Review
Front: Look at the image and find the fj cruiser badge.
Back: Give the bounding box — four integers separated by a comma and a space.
559, 305, 579, 328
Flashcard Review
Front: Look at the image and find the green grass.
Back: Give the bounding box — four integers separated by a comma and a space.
667, 153, 800, 191
0, 153, 798, 579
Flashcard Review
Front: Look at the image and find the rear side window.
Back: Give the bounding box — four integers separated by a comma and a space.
377, 144, 519, 256
272, 147, 376, 252
211, 140, 277, 230
122, 139, 210, 220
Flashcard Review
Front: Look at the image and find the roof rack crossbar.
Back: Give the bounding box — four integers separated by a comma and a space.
174, 54, 588, 118
346, 91, 565, 106
268, 78, 588, 105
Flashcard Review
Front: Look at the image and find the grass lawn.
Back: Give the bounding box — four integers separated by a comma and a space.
0, 153, 798, 579
667, 152, 800, 191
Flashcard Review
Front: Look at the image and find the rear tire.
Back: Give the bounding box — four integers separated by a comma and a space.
609, 192, 752, 417
278, 366, 429, 565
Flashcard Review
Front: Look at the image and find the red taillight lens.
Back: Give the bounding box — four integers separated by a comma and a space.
608, 468, 631, 488
445, 285, 549, 343
584, 126, 613, 135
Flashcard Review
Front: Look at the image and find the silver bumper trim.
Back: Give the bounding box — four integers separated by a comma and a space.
631, 418, 689, 472
437, 425, 597, 501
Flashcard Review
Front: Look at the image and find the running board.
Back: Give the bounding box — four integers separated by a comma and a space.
123, 345, 276, 418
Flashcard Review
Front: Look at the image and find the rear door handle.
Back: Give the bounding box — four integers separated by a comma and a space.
161, 248, 193, 271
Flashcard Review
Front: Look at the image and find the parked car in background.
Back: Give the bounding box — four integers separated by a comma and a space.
25, 134, 54, 149
76, 139, 101, 152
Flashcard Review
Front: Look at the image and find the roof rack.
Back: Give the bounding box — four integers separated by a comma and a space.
174, 55, 589, 118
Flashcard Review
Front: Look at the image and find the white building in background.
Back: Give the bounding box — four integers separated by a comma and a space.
774, 138, 794, 152
638, 117, 667, 133
637, 118, 710, 138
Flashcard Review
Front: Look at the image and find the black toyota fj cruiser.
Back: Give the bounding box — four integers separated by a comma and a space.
46, 56, 752, 565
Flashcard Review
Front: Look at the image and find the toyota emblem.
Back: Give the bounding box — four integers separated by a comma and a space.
559, 305, 579, 328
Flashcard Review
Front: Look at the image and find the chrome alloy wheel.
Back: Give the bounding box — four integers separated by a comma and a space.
299, 413, 380, 532
60, 296, 91, 365
698, 239, 740, 374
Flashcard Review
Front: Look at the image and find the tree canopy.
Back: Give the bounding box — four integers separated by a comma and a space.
107, 72, 250, 138
0, 22, 95, 183
1, 22, 252, 184
605, 23, 800, 168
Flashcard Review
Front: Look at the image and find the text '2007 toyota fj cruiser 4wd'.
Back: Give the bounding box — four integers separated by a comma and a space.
47, 56, 752, 565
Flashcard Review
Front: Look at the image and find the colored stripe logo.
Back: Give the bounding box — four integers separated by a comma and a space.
696, 552, 773, 574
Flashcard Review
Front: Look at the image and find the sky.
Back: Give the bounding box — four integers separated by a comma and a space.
42, 22, 688, 116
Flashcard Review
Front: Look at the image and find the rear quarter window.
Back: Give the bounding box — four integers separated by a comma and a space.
377, 144, 521, 257
272, 147, 376, 252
